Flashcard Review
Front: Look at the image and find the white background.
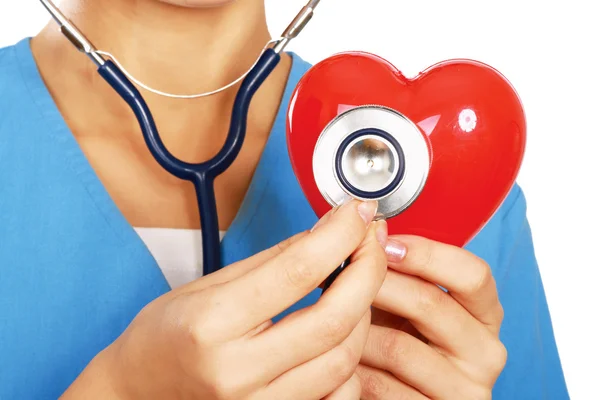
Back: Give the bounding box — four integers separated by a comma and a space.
1, 1, 598, 398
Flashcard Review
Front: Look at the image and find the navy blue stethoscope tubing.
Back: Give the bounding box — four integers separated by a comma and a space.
97, 49, 282, 275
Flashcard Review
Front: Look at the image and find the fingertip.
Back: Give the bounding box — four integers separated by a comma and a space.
358, 222, 390, 287
375, 220, 388, 249
357, 200, 378, 225
352, 220, 380, 256
310, 199, 376, 233
338, 199, 378, 226
385, 236, 408, 265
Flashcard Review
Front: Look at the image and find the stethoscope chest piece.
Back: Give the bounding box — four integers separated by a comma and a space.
313, 105, 430, 219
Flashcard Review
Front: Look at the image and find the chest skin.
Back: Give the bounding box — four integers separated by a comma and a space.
33, 45, 293, 231
72, 126, 269, 230
0, 40, 569, 400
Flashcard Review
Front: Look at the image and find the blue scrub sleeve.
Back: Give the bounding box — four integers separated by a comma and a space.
492, 187, 569, 399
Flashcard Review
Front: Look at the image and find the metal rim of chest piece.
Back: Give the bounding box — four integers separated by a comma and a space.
312, 105, 431, 220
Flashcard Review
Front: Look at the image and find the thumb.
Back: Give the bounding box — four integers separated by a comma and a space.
177, 207, 340, 294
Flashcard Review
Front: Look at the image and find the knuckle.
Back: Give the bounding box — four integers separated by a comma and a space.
487, 340, 508, 375
461, 385, 492, 400
168, 297, 206, 345
319, 314, 352, 348
463, 258, 493, 295
207, 356, 258, 400
361, 371, 389, 398
280, 254, 316, 289
180, 290, 225, 346
327, 345, 359, 383
181, 319, 205, 348
380, 329, 405, 367
415, 239, 435, 273
497, 303, 505, 325
415, 285, 448, 315
476, 338, 508, 381
274, 237, 293, 253
209, 373, 242, 400
184, 316, 216, 349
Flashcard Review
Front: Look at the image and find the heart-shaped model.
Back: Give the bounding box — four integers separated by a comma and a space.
286, 52, 526, 247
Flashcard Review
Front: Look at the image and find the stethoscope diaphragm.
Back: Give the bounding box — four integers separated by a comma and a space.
312, 105, 430, 219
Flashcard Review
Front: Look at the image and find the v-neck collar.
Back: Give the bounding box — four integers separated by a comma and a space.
14, 37, 303, 272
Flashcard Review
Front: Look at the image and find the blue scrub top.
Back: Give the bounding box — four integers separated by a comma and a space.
0, 38, 569, 399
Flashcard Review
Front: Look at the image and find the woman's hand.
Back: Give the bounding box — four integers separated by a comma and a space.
60, 199, 388, 400
356, 235, 507, 400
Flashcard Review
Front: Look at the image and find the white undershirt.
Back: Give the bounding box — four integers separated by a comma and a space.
134, 228, 226, 289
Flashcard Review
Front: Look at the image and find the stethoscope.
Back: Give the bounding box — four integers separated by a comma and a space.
39, 0, 322, 276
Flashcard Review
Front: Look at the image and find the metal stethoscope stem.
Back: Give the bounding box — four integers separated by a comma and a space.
39, 0, 322, 276
39, 0, 320, 65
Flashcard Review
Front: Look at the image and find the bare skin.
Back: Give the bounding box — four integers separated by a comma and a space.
31, 0, 291, 230
60, 201, 389, 400
32, 1, 507, 398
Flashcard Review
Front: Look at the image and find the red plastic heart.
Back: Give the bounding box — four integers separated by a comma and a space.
286, 52, 526, 247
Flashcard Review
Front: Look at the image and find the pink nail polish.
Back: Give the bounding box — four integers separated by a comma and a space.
385, 238, 407, 261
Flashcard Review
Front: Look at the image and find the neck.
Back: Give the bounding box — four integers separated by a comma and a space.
42, 0, 272, 94
31, 0, 291, 162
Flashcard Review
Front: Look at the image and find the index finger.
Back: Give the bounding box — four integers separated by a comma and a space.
214, 199, 378, 338
176, 231, 310, 294
385, 235, 503, 332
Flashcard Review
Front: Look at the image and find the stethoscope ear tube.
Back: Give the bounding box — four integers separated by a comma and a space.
97, 61, 196, 179
209, 50, 282, 176
97, 50, 282, 275
40, 0, 321, 279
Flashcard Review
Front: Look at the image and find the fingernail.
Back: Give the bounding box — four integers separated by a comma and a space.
385, 238, 407, 261
375, 220, 388, 249
357, 201, 378, 225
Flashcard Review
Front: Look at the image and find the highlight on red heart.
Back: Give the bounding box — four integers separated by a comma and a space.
286, 52, 526, 248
